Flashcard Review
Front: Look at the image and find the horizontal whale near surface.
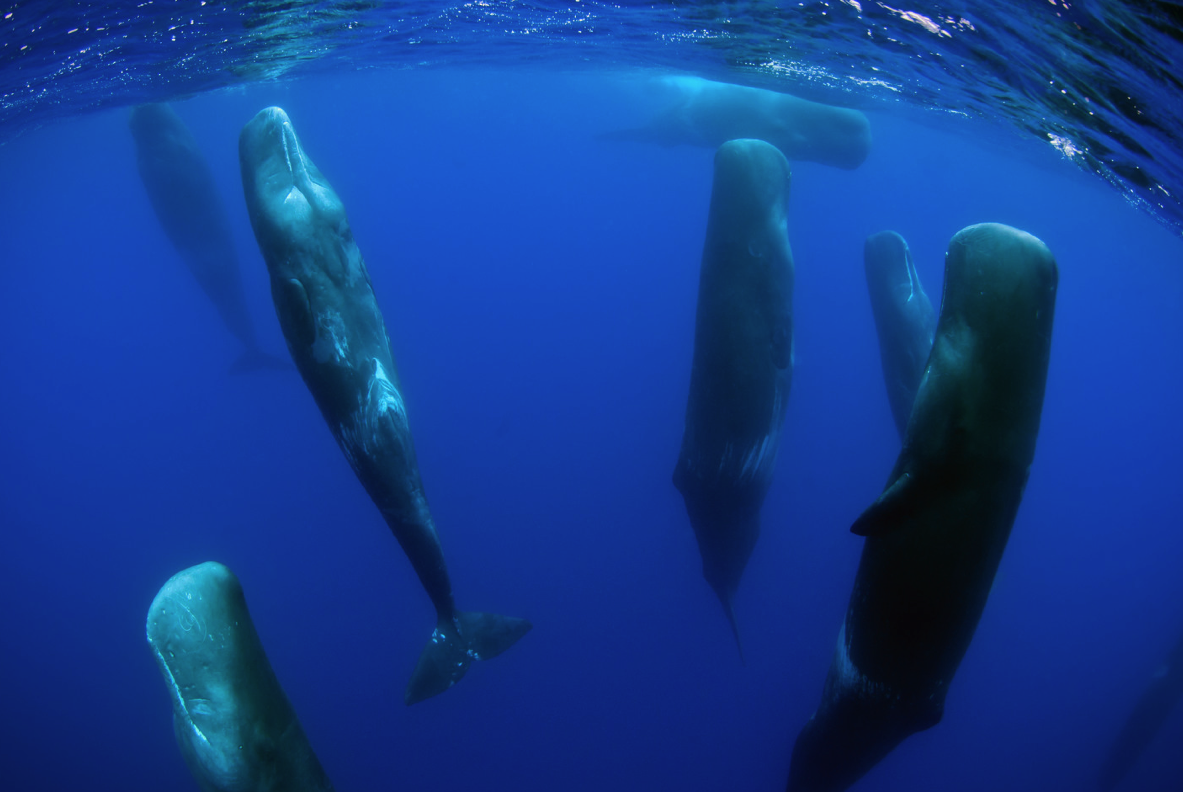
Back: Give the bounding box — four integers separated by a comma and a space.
601, 75, 872, 170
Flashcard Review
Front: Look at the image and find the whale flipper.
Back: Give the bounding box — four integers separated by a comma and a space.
850, 472, 917, 537
405, 612, 532, 705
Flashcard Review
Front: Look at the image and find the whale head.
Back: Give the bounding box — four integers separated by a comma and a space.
864, 231, 914, 299
239, 106, 356, 283
146, 562, 332, 792
146, 562, 266, 790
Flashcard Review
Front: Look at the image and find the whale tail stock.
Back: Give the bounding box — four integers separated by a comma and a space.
404, 610, 532, 705
718, 591, 746, 665
229, 348, 294, 374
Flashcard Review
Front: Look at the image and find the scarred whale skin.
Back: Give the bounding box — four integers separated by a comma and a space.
128, 103, 287, 373
146, 562, 334, 792
789, 223, 1058, 792
864, 231, 936, 439
602, 76, 871, 170
673, 139, 794, 659
239, 106, 530, 705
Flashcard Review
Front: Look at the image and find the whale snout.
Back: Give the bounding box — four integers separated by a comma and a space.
240, 106, 302, 195
240, 105, 345, 245
146, 561, 237, 659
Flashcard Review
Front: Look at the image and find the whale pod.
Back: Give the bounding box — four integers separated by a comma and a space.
146, 562, 334, 792
673, 139, 794, 659
239, 107, 530, 705
789, 223, 1058, 791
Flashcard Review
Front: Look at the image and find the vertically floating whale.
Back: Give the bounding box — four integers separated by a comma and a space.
146, 562, 334, 792
863, 231, 936, 438
128, 103, 287, 373
673, 139, 794, 658
789, 223, 1058, 791
1099, 627, 1183, 791
239, 107, 530, 705
601, 76, 872, 170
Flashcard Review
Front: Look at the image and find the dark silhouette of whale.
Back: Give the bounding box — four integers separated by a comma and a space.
129, 104, 288, 373
789, 223, 1058, 791
239, 106, 530, 705
673, 139, 794, 660
863, 231, 936, 439
1099, 627, 1183, 791
146, 562, 335, 792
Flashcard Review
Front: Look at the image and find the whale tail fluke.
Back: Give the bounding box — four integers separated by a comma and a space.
404, 611, 532, 706
458, 611, 533, 660
229, 348, 293, 374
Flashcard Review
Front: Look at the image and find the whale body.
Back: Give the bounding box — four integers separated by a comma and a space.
239, 106, 530, 705
789, 223, 1058, 791
603, 76, 871, 170
129, 103, 287, 373
673, 139, 794, 658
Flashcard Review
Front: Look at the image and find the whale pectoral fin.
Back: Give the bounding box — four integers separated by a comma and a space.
851, 472, 916, 536
274, 277, 315, 349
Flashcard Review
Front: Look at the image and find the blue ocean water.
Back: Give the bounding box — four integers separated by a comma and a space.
1, 5, 1182, 792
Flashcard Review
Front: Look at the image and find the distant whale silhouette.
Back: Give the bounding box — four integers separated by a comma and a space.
1099, 627, 1183, 791
789, 223, 1058, 791
129, 103, 288, 373
146, 562, 335, 792
863, 231, 936, 438
602, 76, 871, 170
239, 106, 531, 705
673, 139, 794, 659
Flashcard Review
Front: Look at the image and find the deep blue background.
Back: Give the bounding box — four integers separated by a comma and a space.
1, 70, 1181, 791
